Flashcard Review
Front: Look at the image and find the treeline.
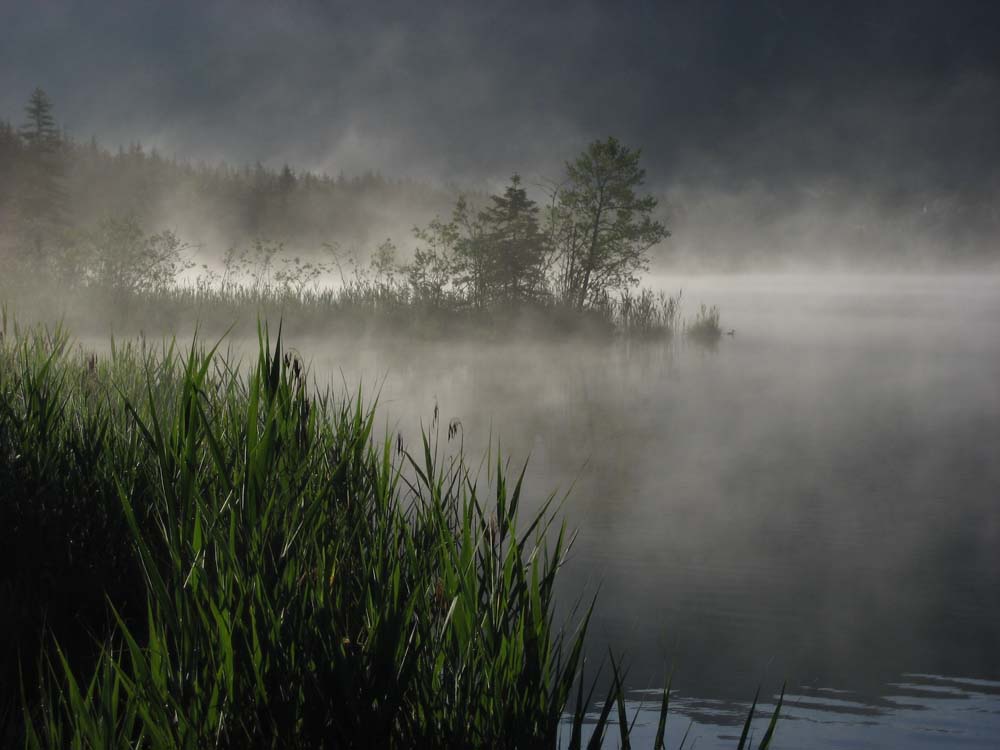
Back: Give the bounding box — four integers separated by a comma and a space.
0, 88, 453, 270
2, 89, 695, 334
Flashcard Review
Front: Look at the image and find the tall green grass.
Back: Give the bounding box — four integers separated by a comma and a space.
0, 319, 775, 748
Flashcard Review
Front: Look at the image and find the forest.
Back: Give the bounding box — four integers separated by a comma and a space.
1, 89, 722, 340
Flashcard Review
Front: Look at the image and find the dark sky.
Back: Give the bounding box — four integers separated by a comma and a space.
3, 0, 999, 195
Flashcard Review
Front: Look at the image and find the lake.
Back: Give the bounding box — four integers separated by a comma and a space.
298, 273, 999, 747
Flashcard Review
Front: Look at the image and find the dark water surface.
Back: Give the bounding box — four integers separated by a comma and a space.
304, 274, 1000, 747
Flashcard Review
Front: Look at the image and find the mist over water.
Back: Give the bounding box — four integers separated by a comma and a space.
276, 273, 999, 748
6, 3, 1000, 743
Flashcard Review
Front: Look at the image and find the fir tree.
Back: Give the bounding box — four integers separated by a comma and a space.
477, 174, 549, 304
16, 87, 67, 258
19, 87, 60, 147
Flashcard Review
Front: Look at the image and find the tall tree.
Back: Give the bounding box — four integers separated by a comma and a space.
477, 174, 549, 304
434, 178, 551, 308
19, 88, 59, 147
550, 138, 668, 308
449, 196, 490, 308
16, 88, 67, 259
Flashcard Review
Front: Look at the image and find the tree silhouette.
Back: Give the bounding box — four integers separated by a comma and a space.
17, 87, 67, 259
550, 138, 668, 308
20, 87, 59, 146
477, 174, 549, 304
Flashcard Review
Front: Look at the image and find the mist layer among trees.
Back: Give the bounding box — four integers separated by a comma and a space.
1, 89, 454, 272
2, 89, 707, 338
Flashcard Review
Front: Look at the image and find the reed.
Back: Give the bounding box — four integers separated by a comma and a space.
685, 303, 723, 344
1, 320, 774, 748
0, 276, 701, 342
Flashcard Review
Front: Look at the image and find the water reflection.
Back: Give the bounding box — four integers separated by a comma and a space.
565, 674, 1000, 748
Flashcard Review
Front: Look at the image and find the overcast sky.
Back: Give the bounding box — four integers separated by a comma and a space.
3, 0, 999, 196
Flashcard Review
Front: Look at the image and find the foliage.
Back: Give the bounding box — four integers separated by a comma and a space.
408, 214, 462, 306
0, 105, 452, 259
8, 88, 68, 268
404, 177, 551, 309
1, 323, 775, 748
19, 89, 60, 147
83, 215, 194, 292
549, 138, 669, 308
685, 303, 723, 344
220, 238, 284, 293
475, 174, 551, 305
3, 91, 685, 319
3, 324, 587, 747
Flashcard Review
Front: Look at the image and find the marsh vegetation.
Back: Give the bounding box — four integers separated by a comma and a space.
1, 91, 722, 344
0, 320, 777, 748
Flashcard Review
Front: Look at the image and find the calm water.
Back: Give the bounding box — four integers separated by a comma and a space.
302, 274, 1000, 747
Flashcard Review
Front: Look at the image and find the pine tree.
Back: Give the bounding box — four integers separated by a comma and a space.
477, 174, 549, 304
19, 87, 60, 147
278, 164, 297, 196
16, 87, 67, 257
